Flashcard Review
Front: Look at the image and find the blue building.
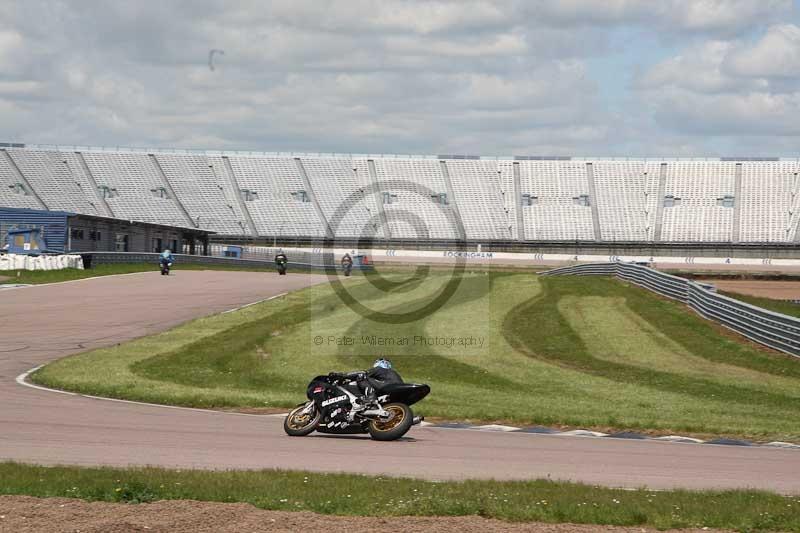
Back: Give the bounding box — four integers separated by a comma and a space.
0, 207, 212, 255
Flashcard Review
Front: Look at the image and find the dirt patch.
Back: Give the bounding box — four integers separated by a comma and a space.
0, 275, 11, 283
701, 279, 800, 300
0, 495, 723, 533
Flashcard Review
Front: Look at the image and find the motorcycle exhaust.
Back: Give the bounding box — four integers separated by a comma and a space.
412, 415, 424, 426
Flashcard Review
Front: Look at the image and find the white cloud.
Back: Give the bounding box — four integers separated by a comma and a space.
725, 24, 800, 78
528, 0, 792, 34
635, 23, 800, 141
0, 29, 24, 71
665, 0, 792, 33
1, 0, 798, 155
0, 80, 44, 96
638, 40, 747, 93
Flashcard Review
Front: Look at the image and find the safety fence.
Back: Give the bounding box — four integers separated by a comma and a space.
541, 262, 800, 358
82, 251, 345, 271
80, 251, 375, 273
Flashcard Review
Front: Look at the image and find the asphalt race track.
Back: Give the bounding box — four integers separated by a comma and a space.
1, 271, 798, 494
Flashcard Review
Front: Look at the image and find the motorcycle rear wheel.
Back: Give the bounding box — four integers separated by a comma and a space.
284, 403, 320, 436
367, 403, 413, 441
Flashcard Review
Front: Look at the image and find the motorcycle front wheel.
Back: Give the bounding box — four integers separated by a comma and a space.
284, 403, 320, 436
367, 403, 413, 441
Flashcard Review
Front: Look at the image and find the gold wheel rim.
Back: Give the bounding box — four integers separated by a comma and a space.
288, 407, 314, 430
373, 405, 405, 432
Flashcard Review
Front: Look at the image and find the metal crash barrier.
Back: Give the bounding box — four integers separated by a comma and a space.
79, 251, 374, 272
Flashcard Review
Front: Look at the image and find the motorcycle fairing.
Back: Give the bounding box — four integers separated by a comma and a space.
376, 383, 430, 406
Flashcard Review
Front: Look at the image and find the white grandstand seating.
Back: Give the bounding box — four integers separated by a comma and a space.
445, 160, 512, 240
518, 161, 595, 241
0, 151, 42, 210
2, 145, 800, 243
661, 162, 736, 242
81, 151, 190, 228
6, 149, 101, 215
740, 162, 799, 243
592, 162, 660, 241
59, 151, 113, 217
156, 154, 247, 234
368, 158, 460, 240
227, 156, 326, 237
302, 157, 385, 239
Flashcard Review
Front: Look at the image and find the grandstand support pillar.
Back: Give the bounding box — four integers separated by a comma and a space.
1, 149, 48, 210
512, 162, 525, 241
149, 154, 196, 228
221, 156, 258, 238
790, 178, 800, 243
294, 157, 333, 239
76, 152, 115, 218
653, 163, 667, 242
439, 160, 467, 241
732, 163, 742, 243
367, 159, 392, 239
585, 163, 602, 241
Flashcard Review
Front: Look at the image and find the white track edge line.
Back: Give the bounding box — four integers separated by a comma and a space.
222, 292, 287, 314
14, 291, 293, 418
15, 367, 282, 418
15, 365, 76, 396
4, 270, 153, 289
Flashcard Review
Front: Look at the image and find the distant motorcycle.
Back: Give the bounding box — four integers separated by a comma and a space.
284, 373, 429, 441
275, 254, 288, 275
160, 261, 173, 276
341, 255, 353, 277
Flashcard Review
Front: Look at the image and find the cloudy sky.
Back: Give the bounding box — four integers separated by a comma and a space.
1, 0, 799, 156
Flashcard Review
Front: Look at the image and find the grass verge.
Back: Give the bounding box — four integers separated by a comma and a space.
0, 462, 798, 530
31, 273, 800, 441
0, 262, 315, 285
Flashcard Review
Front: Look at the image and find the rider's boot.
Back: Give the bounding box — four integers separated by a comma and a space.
351, 386, 377, 412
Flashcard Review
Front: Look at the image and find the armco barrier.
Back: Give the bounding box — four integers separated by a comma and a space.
83, 251, 328, 270
541, 262, 800, 358
80, 251, 373, 272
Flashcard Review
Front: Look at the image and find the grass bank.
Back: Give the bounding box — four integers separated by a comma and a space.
0, 262, 316, 285
31, 273, 800, 441
0, 462, 797, 530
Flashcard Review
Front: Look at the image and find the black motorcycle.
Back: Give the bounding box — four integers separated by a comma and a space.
276, 258, 288, 275
160, 260, 172, 275
284, 373, 429, 441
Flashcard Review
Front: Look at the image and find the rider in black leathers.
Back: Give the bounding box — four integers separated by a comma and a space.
275, 251, 288, 274
330, 358, 401, 410
341, 253, 353, 276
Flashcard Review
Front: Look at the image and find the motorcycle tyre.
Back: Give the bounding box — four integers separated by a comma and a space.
367, 403, 414, 441
284, 404, 321, 437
